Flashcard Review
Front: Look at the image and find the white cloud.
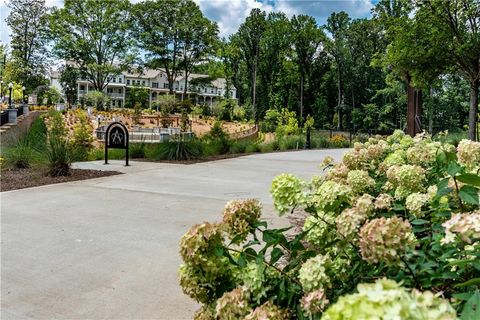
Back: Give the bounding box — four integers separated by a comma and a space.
1, 0, 375, 46
195, 0, 275, 38
197, 0, 374, 38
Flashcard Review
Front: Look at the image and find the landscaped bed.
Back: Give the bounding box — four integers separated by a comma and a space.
0, 168, 121, 192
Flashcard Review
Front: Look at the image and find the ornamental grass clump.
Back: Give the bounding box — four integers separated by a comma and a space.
179, 131, 479, 319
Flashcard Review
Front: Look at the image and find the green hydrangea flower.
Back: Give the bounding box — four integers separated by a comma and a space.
222, 199, 262, 243
271, 173, 306, 215
322, 278, 456, 320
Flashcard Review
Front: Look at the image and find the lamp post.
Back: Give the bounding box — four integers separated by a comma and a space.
7, 82, 17, 124
22, 86, 26, 104
8, 82, 13, 108
65, 85, 70, 109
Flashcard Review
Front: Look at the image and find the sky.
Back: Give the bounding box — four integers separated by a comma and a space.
0, 0, 375, 46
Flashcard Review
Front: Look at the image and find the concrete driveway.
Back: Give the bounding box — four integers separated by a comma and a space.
1, 149, 347, 320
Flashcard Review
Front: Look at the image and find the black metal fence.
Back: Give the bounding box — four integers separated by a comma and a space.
0, 110, 8, 126
17, 106, 23, 117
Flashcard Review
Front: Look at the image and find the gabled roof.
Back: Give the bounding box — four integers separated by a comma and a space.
122, 68, 162, 79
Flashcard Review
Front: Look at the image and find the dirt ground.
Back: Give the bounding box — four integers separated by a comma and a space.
0, 168, 121, 192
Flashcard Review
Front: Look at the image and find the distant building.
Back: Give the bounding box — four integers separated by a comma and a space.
49, 68, 236, 108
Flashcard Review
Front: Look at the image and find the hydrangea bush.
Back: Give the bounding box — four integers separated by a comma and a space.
179, 131, 480, 319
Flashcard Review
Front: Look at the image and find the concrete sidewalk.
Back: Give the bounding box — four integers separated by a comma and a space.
1, 149, 347, 320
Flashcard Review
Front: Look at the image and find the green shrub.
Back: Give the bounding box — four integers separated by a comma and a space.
179, 131, 480, 318
229, 140, 250, 154
45, 134, 71, 177
70, 110, 94, 161
3, 138, 41, 169
148, 139, 202, 161
130, 142, 146, 159
434, 129, 467, 146
203, 121, 231, 155
277, 135, 305, 151
26, 117, 48, 150
311, 135, 329, 148
244, 142, 260, 153
259, 141, 277, 153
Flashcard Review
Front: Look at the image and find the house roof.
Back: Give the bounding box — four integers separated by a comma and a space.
122, 68, 162, 79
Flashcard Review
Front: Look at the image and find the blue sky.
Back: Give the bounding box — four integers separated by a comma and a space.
1, 0, 375, 46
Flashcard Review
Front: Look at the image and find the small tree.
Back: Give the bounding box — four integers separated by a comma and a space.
71, 110, 93, 160
85, 91, 111, 110
59, 65, 80, 108
156, 94, 176, 114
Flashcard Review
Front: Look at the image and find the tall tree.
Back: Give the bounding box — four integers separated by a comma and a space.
178, 1, 218, 98
48, 0, 135, 91
59, 65, 80, 108
258, 12, 291, 115
133, 0, 184, 94
236, 8, 267, 122
326, 11, 351, 129
6, 0, 48, 92
419, 0, 480, 141
290, 14, 324, 121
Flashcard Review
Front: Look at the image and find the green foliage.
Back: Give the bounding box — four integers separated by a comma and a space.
84, 91, 111, 110
48, 0, 135, 91
3, 138, 41, 169
70, 110, 94, 161
6, 0, 48, 92
203, 121, 231, 154
179, 131, 480, 318
44, 111, 71, 176
125, 86, 150, 109
277, 135, 305, 151
150, 139, 202, 161
3, 117, 47, 169
129, 142, 146, 159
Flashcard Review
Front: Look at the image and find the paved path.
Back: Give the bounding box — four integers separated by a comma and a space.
1, 149, 348, 320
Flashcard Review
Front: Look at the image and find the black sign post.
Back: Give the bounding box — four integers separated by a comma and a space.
105, 122, 129, 166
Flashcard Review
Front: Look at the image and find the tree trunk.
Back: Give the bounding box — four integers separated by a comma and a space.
184, 68, 188, 98
300, 73, 304, 121
406, 76, 423, 137
428, 87, 433, 134
468, 79, 479, 141
253, 61, 257, 123
337, 65, 342, 130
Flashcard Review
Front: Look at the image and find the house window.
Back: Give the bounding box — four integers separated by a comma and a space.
107, 88, 113, 93
211, 89, 214, 93
118, 88, 122, 94
164, 83, 169, 89
204, 88, 207, 93
142, 80, 145, 85
180, 87, 183, 91
126, 79, 130, 85
112, 78, 116, 83
118, 78, 122, 83
152, 82, 158, 88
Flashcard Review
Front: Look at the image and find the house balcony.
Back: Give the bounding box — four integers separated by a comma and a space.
107, 93, 124, 99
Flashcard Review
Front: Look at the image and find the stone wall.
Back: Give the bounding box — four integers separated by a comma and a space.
0, 111, 42, 149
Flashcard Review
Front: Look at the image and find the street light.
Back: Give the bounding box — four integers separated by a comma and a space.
22, 86, 26, 104
8, 82, 13, 108
65, 85, 70, 109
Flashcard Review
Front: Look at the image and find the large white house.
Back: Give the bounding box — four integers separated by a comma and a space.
49, 68, 237, 108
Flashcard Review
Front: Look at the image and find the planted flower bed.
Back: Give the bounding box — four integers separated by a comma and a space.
179, 130, 480, 319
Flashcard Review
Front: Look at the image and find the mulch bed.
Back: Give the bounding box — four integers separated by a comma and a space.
0, 168, 122, 192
